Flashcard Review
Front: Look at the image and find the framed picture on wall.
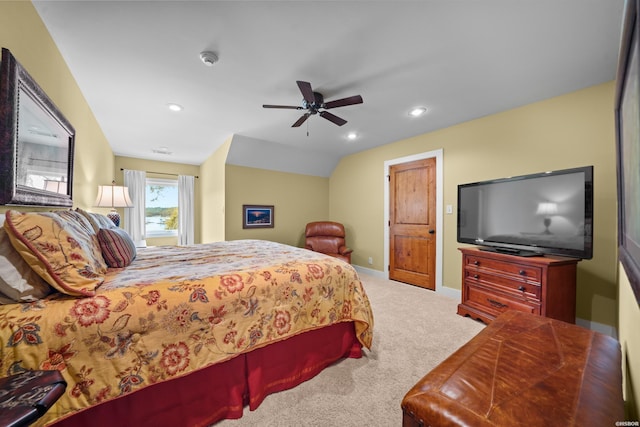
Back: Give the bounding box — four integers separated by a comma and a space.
615, 0, 640, 304
243, 205, 274, 229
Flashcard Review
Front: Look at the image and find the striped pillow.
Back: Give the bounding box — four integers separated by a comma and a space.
75, 208, 117, 233
97, 228, 137, 268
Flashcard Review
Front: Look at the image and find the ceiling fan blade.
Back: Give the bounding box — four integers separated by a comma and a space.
319, 111, 347, 126
296, 81, 315, 105
292, 113, 311, 127
263, 104, 301, 109
323, 95, 363, 109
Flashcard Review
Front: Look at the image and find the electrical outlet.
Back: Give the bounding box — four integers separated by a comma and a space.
368, 257, 373, 265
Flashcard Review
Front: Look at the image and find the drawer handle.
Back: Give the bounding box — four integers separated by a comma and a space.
473, 274, 479, 279
519, 270, 526, 276
487, 298, 508, 309
518, 285, 526, 292
473, 260, 480, 266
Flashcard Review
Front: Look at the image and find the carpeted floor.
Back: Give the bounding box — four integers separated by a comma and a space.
215, 272, 485, 426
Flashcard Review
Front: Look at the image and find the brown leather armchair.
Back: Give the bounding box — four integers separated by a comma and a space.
305, 221, 353, 263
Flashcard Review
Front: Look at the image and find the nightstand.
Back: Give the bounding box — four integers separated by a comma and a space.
0, 370, 66, 427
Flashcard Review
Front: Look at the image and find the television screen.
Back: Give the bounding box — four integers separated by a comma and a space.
457, 166, 593, 259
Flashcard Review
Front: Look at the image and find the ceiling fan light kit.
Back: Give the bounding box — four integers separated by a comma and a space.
263, 80, 363, 128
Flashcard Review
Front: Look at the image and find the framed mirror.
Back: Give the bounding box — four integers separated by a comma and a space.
0, 47, 75, 207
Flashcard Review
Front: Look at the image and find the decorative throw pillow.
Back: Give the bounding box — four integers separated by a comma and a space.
75, 208, 116, 233
56, 209, 97, 235
97, 227, 137, 268
3, 210, 108, 297
0, 225, 52, 303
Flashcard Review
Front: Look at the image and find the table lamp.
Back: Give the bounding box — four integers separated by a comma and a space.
94, 181, 134, 226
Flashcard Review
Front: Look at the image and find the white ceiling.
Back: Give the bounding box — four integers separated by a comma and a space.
32, 0, 625, 175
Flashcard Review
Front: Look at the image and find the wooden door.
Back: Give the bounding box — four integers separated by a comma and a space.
389, 157, 436, 290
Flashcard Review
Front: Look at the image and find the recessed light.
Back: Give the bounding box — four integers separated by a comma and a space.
347, 132, 358, 140
167, 103, 183, 112
409, 107, 427, 117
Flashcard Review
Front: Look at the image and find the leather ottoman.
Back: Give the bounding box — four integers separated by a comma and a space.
401, 310, 624, 426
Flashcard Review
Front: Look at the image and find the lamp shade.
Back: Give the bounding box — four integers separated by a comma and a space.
94, 184, 134, 208
94, 183, 134, 227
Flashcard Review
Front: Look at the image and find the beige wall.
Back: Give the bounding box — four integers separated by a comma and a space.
200, 137, 232, 243
225, 165, 329, 247
619, 267, 640, 419
330, 82, 618, 328
329, 147, 385, 266
114, 156, 201, 245
0, 1, 114, 215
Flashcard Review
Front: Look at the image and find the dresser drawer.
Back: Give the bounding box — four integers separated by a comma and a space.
464, 255, 542, 284
464, 270, 541, 301
464, 282, 541, 318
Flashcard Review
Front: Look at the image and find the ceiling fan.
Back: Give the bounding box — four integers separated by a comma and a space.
263, 81, 363, 127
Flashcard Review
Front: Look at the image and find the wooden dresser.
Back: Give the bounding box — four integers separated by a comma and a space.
457, 247, 579, 324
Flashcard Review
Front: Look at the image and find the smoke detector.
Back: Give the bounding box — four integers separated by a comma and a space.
199, 51, 218, 67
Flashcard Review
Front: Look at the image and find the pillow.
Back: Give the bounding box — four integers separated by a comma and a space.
0, 293, 16, 305
56, 209, 97, 235
97, 227, 137, 268
76, 208, 116, 233
3, 210, 108, 297
0, 224, 52, 303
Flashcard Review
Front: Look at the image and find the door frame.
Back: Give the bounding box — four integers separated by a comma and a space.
384, 149, 444, 292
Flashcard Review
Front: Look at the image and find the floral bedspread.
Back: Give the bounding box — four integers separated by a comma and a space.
0, 240, 373, 426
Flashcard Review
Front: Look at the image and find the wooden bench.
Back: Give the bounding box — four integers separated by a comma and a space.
401, 310, 624, 426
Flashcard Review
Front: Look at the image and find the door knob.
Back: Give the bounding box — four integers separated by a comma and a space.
428, 230, 435, 234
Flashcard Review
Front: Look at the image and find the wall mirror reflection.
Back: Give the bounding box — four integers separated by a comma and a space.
0, 47, 75, 207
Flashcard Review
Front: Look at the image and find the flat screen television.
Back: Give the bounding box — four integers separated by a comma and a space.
457, 166, 593, 259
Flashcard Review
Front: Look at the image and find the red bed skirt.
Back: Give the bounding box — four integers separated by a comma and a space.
51, 321, 361, 427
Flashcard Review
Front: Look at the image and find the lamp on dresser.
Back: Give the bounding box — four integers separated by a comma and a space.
94, 181, 134, 227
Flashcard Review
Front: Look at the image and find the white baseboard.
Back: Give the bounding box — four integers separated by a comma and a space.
352, 265, 386, 279
438, 285, 461, 301
353, 264, 619, 338
353, 265, 462, 300
434, 288, 618, 337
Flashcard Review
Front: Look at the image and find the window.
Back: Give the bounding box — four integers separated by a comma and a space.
145, 178, 178, 237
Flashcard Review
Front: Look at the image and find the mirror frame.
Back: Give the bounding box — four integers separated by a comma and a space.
0, 47, 75, 207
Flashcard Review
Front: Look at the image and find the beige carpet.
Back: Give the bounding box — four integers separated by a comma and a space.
215, 273, 485, 426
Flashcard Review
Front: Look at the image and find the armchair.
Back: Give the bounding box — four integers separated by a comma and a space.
305, 221, 353, 264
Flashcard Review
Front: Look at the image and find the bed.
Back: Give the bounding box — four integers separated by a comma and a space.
0, 209, 373, 426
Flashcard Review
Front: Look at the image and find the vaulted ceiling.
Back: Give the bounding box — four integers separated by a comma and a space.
33, 1, 624, 176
